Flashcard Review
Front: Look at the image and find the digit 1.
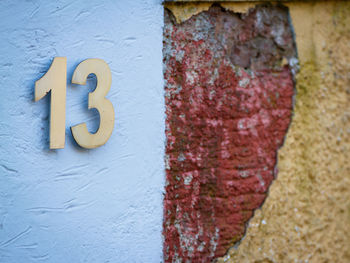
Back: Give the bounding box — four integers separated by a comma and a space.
35, 57, 67, 149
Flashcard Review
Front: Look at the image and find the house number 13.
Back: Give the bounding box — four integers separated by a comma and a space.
35, 57, 115, 149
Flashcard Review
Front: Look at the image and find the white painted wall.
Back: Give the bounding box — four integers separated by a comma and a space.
0, 1, 164, 262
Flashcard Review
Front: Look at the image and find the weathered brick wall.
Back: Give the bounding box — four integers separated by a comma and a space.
163, 5, 297, 262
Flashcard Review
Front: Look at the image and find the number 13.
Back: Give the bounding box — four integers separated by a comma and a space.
35, 57, 115, 149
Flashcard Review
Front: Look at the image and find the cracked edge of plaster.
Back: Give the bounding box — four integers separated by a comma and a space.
164, 2, 300, 261
164, 2, 263, 23
164, 1, 309, 65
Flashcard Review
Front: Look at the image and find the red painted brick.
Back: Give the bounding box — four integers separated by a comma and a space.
163, 5, 297, 262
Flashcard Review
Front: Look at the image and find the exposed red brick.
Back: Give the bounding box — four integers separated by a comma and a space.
163, 5, 296, 262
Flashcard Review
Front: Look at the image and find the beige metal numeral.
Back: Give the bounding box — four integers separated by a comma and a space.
71, 59, 115, 149
35, 57, 67, 149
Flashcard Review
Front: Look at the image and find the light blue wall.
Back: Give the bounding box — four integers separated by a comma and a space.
0, 1, 164, 262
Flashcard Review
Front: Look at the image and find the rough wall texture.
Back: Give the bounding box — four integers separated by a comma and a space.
219, 2, 350, 262
163, 5, 297, 262
0, 1, 164, 262
166, 1, 350, 262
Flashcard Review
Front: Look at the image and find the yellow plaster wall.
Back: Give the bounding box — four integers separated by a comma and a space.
165, 1, 350, 262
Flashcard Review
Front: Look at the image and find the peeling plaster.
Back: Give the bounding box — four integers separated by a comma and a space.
163, 4, 297, 261
164, 1, 350, 262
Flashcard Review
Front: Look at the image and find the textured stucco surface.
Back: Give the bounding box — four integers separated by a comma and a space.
0, 1, 164, 262
220, 2, 350, 262
0, 1, 349, 262
166, 1, 350, 262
